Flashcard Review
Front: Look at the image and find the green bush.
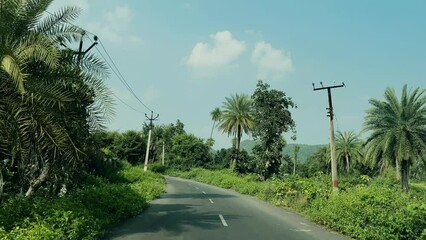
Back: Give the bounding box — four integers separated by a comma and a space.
0, 163, 165, 239
150, 164, 168, 174
306, 186, 426, 240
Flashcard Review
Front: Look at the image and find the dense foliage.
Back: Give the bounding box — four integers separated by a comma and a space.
251, 81, 296, 179
170, 168, 426, 240
217, 94, 254, 168
168, 133, 212, 170
364, 85, 426, 192
0, 0, 113, 198
0, 162, 165, 239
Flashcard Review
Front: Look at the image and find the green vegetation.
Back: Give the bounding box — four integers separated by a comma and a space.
251, 81, 296, 179
0, 0, 113, 198
209, 107, 222, 140
335, 131, 364, 173
217, 93, 255, 168
169, 168, 426, 240
241, 140, 325, 162
0, 1, 165, 239
0, 162, 164, 239
364, 85, 426, 192
0, 1, 425, 239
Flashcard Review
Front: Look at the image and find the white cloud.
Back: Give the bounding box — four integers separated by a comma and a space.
87, 5, 143, 46
251, 41, 293, 80
186, 31, 246, 68
47, 2, 142, 46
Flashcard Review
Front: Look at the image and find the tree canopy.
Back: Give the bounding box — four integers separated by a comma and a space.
251, 81, 296, 179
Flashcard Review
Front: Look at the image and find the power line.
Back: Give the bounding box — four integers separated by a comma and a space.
112, 93, 145, 114
86, 36, 153, 112
97, 38, 153, 112
44, 9, 154, 113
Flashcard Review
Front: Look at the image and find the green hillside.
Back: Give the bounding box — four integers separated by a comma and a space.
240, 140, 325, 162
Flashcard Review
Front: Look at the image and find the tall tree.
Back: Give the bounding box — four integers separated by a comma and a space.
251, 81, 296, 179
218, 94, 254, 168
335, 131, 363, 173
364, 85, 426, 192
209, 107, 221, 139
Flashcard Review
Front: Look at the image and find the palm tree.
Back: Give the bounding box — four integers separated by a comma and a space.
364, 85, 426, 192
218, 94, 254, 167
0, 0, 113, 197
335, 131, 363, 173
209, 107, 221, 139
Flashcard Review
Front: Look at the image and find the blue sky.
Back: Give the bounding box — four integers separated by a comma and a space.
48, 0, 426, 149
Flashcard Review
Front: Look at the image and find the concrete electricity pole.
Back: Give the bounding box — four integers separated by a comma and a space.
161, 141, 165, 166
143, 111, 159, 171
63, 31, 98, 65
313, 82, 345, 191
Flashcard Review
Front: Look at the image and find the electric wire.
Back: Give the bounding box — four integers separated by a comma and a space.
86, 36, 153, 112
112, 93, 145, 114
44, 9, 154, 113
97, 38, 153, 112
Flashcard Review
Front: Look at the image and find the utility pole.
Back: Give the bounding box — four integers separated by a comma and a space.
161, 141, 165, 166
143, 111, 159, 171
293, 145, 300, 175
60, 31, 98, 64
313, 82, 345, 191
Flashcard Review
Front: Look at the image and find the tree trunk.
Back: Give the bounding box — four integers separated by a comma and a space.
209, 121, 216, 139
232, 125, 242, 169
345, 154, 350, 173
25, 163, 51, 197
400, 160, 410, 192
396, 161, 401, 180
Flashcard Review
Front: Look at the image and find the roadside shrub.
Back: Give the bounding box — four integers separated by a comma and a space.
150, 164, 168, 174
306, 186, 426, 240
0, 164, 165, 239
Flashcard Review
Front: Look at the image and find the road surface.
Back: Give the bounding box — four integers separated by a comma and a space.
105, 176, 350, 240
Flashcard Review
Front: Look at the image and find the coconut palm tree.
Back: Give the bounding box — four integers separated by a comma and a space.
364, 85, 426, 192
209, 107, 221, 139
218, 94, 254, 167
335, 131, 363, 173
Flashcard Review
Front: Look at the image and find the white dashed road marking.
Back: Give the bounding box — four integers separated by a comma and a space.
219, 214, 228, 227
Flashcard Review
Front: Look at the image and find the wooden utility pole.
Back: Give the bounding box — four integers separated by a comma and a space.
143, 111, 159, 171
313, 82, 345, 191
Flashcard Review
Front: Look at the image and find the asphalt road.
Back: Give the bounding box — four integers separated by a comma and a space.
105, 176, 350, 240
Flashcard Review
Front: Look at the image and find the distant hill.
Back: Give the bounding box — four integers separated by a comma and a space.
240, 140, 325, 163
